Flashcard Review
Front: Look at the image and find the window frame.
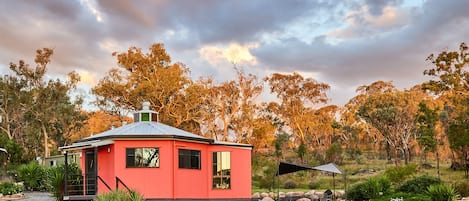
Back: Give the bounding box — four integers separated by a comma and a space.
125, 147, 160, 168
212, 151, 231, 189
178, 149, 201, 170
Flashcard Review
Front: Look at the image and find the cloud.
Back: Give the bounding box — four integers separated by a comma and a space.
80, 0, 104, 23
365, 0, 401, 16
199, 43, 258, 66
253, 0, 469, 106
0, 0, 468, 108
329, 5, 412, 39
77, 70, 99, 86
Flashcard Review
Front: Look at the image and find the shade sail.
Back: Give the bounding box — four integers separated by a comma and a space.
276, 161, 312, 176
312, 163, 342, 174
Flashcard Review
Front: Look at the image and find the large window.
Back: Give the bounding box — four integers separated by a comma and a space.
178, 149, 201, 169
212, 152, 231, 189
126, 148, 159, 168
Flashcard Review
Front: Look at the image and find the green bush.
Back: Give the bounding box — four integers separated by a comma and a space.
0, 181, 23, 195
45, 163, 82, 201
94, 189, 144, 201
257, 163, 277, 190
283, 180, 297, 189
384, 164, 417, 184
453, 180, 469, 197
348, 176, 391, 201
398, 175, 441, 193
426, 184, 458, 201
17, 161, 46, 191
308, 181, 320, 189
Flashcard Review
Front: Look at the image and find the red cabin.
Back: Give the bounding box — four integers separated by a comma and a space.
60, 102, 252, 201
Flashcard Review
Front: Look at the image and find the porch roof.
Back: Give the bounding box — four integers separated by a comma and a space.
59, 139, 114, 151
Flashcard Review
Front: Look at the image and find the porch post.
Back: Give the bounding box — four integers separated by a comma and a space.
64, 151, 68, 196
94, 146, 98, 194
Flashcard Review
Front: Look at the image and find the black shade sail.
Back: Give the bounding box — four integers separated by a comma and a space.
276, 161, 313, 176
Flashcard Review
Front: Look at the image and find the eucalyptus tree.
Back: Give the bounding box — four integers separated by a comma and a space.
340, 81, 395, 160
264, 72, 331, 160
358, 86, 425, 165
93, 43, 206, 134
422, 42, 469, 175
8, 48, 86, 160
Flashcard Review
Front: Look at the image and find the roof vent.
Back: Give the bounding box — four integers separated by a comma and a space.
134, 101, 159, 123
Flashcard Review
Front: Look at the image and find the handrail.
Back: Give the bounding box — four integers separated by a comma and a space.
116, 176, 131, 191
97, 176, 112, 191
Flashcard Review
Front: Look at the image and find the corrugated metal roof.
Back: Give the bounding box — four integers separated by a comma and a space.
81, 121, 208, 142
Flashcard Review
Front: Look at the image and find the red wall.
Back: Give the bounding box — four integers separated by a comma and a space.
90, 139, 251, 199
112, 140, 174, 198
208, 145, 252, 199
97, 145, 114, 194
173, 141, 209, 198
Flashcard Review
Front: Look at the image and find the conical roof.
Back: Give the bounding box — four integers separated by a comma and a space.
80, 121, 209, 142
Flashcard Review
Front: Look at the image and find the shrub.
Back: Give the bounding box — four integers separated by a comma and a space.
426, 184, 458, 201
283, 180, 297, 189
453, 180, 469, 197
308, 181, 320, 189
17, 161, 46, 190
398, 175, 441, 193
45, 163, 82, 201
347, 176, 391, 201
257, 163, 277, 190
384, 164, 417, 184
94, 189, 144, 201
0, 181, 23, 195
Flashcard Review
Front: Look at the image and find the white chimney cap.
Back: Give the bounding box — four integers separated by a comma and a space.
142, 101, 151, 110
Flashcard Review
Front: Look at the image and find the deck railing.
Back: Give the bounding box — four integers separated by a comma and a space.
65, 174, 126, 197
116, 176, 131, 191
97, 175, 112, 191
64, 174, 84, 196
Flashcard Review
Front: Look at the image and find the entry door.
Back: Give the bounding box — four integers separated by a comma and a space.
85, 150, 97, 195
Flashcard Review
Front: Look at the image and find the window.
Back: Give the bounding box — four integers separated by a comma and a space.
141, 113, 150, 121
212, 152, 231, 189
178, 149, 200, 169
126, 148, 159, 168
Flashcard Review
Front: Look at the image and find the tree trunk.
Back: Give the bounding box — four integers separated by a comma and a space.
42, 124, 49, 165
403, 148, 409, 165
386, 142, 392, 163
436, 150, 440, 179
435, 138, 440, 178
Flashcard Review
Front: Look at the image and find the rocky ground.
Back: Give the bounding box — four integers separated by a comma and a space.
0, 192, 53, 201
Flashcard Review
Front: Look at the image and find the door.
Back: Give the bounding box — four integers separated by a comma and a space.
85, 150, 97, 195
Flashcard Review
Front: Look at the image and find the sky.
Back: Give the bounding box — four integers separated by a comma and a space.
0, 0, 468, 108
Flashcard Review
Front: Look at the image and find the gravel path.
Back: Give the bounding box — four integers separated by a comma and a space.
22, 192, 54, 201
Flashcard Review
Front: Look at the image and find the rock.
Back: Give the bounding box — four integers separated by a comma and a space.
260, 192, 269, 198
269, 192, 275, 198
262, 197, 275, 201
309, 194, 319, 201
252, 192, 260, 198
296, 191, 305, 197
421, 162, 434, 169
297, 198, 311, 201
279, 192, 285, 198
